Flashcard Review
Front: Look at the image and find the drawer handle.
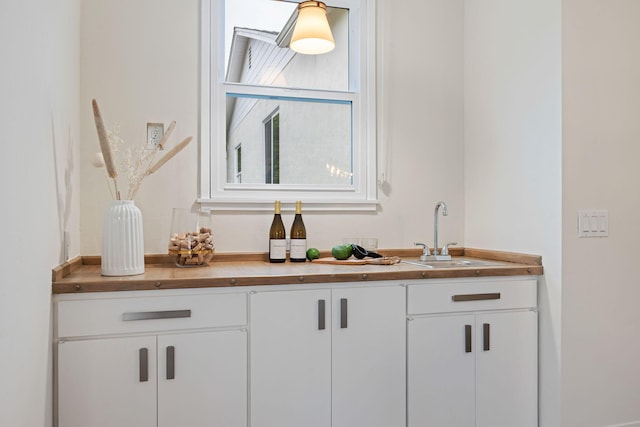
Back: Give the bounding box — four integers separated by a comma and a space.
452, 293, 501, 302
318, 299, 326, 330
465, 325, 472, 353
139, 348, 149, 382
166, 346, 175, 380
483, 323, 491, 351
123, 309, 192, 321
340, 298, 348, 329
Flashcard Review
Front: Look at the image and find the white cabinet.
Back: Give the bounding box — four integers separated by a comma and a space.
250, 285, 406, 427
55, 276, 538, 427
157, 331, 246, 427
58, 335, 157, 427
474, 311, 537, 427
251, 289, 331, 427
56, 292, 248, 427
407, 279, 538, 427
331, 286, 406, 427
408, 314, 475, 426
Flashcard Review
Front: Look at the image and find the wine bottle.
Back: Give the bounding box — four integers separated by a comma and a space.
269, 200, 287, 263
289, 200, 307, 262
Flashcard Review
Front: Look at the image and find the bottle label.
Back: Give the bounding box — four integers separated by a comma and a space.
270, 239, 287, 260
290, 239, 307, 259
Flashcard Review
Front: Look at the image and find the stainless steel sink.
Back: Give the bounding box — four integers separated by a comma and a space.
401, 258, 508, 269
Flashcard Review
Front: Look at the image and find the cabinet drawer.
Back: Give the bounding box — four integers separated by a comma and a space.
407, 279, 536, 315
57, 293, 247, 338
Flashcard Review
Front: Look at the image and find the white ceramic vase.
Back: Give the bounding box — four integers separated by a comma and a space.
102, 200, 145, 276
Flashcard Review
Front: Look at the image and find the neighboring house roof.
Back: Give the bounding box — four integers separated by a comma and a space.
225, 27, 296, 131
226, 27, 283, 83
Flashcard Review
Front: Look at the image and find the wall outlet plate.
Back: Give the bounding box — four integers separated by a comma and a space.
147, 122, 164, 148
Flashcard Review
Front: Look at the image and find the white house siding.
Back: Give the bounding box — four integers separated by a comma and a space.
226, 8, 351, 185
227, 96, 351, 185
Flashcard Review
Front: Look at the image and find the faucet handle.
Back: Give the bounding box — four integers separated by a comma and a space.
414, 242, 431, 258
441, 242, 458, 256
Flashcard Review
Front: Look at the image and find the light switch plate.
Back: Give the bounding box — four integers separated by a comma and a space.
578, 209, 608, 238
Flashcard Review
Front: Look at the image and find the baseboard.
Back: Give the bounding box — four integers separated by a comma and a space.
608, 422, 640, 427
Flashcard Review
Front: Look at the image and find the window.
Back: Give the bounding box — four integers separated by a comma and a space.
264, 110, 280, 184
200, 0, 377, 211
235, 144, 242, 183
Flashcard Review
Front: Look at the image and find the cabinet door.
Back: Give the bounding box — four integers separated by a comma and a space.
475, 311, 537, 427
251, 289, 332, 427
158, 330, 247, 427
58, 336, 157, 427
332, 286, 406, 427
407, 315, 476, 427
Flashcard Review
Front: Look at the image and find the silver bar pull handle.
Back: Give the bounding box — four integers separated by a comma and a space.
318, 300, 326, 330
139, 348, 149, 382
166, 346, 175, 380
340, 298, 348, 329
123, 309, 191, 321
465, 325, 472, 353
483, 323, 491, 351
452, 293, 501, 302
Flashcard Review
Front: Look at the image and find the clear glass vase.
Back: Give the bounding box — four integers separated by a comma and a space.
102, 200, 145, 276
168, 208, 214, 267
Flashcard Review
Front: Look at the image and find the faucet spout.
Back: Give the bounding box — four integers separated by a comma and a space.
434, 201, 448, 256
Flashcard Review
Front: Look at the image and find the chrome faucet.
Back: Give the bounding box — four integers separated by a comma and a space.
414, 242, 431, 261
433, 201, 447, 256
414, 201, 455, 261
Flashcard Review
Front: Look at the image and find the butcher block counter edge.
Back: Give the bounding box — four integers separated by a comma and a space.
51, 247, 543, 294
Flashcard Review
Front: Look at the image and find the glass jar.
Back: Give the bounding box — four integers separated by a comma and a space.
168, 208, 214, 267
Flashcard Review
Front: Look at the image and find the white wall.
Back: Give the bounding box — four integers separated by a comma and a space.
79, 0, 201, 255
0, 1, 80, 426
79, 0, 466, 255
463, 0, 562, 426
562, 1, 640, 426
8, 1, 640, 425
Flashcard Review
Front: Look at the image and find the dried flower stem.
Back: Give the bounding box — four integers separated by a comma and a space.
92, 99, 121, 199
104, 177, 115, 200
148, 136, 192, 174
157, 120, 176, 150
91, 100, 191, 201
125, 136, 192, 199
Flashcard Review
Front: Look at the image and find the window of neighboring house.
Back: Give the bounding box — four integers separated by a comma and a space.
200, 0, 377, 211
264, 111, 280, 184
235, 144, 242, 183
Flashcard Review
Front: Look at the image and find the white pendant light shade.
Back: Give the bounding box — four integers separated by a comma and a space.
290, 1, 335, 55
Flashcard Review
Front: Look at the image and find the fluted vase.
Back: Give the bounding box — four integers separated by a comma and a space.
102, 200, 145, 276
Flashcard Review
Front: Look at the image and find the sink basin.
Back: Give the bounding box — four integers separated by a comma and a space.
401, 258, 507, 269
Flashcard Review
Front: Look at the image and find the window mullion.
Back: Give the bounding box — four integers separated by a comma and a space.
222, 82, 356, 103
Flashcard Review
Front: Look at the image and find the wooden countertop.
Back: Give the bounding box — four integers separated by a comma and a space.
52, 248, 543, 294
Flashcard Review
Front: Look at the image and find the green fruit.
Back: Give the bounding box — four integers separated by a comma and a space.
343, 244, 353, 257
331, 244, 352, 260
306, 248, 320, 261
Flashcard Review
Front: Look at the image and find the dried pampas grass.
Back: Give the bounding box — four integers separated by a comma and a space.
91, 99, 192, 200
92, 99, 120, 199
148, 137, 192, 174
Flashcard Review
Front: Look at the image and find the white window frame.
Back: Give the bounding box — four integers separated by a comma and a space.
199, 0, 377, 211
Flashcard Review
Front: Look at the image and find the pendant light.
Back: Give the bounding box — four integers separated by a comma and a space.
290, 1, 335, 55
